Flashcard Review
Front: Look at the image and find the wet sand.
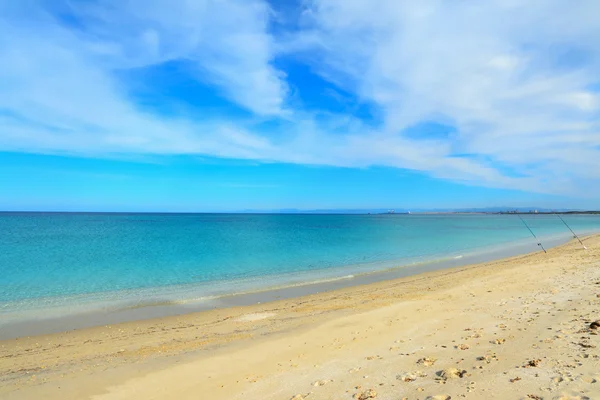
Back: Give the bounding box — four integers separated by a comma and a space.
1, 235, 599, 399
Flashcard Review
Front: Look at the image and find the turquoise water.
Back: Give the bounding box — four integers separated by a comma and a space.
1, 212, 600, 323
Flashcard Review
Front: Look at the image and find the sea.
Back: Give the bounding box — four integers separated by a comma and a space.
1, 212, 600, 335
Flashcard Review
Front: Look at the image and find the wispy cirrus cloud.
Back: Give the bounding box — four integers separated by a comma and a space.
289, 0, 600, 191
64, 0, 288, 116
0, 0, 284, 157
1, 0, 600, 198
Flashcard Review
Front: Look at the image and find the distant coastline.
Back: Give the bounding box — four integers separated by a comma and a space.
496, 210, 600, 215
379, 210, 600, 215
1, 209, 599, 215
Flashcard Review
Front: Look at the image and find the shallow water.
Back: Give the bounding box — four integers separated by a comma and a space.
1, 212, 599, 328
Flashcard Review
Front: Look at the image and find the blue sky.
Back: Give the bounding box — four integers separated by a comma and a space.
1, 0, 599, 211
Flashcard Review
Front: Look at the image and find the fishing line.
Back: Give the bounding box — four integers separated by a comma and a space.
517, 214, 546, 253
555, 213, 587, 250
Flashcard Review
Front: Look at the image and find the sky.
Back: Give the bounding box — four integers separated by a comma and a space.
1, 0, 599, 211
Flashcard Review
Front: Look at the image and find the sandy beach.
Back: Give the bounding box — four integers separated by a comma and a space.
1, 235, 599, 400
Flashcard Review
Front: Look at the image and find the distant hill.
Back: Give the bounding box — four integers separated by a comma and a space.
236, 207, 597, 214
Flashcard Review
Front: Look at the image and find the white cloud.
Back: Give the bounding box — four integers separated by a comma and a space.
290, 0, 600, 194
1, 0, 600, 198
0, 0, 286, 120
71, 0, 288, 115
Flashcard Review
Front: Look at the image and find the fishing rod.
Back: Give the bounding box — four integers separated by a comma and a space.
517, 214, 546, 253
554, 213, 587, 250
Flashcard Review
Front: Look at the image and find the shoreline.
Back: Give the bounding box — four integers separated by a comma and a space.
0, 231, 589, 340
1, 234, 599, 399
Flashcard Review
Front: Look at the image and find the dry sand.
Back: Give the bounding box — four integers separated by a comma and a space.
1, 236, 600, 400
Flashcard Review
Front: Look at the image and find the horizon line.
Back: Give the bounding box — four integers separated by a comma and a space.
1, 209, 598, 215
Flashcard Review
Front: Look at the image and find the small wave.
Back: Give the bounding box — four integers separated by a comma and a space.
118, 299, 185, 310
169, 274, 358, 305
